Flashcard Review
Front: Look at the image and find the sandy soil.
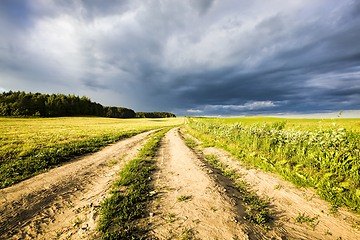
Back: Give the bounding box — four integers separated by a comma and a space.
0, 130, 155, 240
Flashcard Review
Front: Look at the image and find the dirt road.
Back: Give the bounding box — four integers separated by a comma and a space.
2, 127, 360, 239
147, 128, 283, 239
146, 128, 360, 240
0, 130, 155, 240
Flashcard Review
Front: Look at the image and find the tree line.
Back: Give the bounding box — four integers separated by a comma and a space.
0, 91, 175, 118
136, 112, 176, 118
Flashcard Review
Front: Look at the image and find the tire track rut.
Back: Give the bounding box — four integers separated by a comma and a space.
147, 128, 283, 239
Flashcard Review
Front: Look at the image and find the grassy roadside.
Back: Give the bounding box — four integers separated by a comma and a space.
97, 127, 171, 240
185, 118, 360, 215
181, 133, 272, 230
0, 117, 183, 188
1, 130, 142, 188
201, 117, 360, 132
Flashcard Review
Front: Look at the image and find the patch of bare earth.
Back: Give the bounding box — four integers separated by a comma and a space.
182, 129, 360, 239
0, 130, 155, 240
146, 128, 286, 239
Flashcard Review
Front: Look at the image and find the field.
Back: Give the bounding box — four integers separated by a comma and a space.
0, 117, 183, 188
187, 117, 360, 214
202, 117, 360, 131
2, 116, 360, 239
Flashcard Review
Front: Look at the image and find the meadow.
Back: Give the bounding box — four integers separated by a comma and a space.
187, 117, 360, 214
203, 117, 360, 131
0, 117, 183, 188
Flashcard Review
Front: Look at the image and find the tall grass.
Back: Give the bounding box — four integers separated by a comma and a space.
187, 119, 360, 213
0, 117, 183, 188
204, 117, 360, 132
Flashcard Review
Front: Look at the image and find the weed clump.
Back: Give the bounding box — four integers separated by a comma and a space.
295, 213, 319, 231
177, 195, 192, 202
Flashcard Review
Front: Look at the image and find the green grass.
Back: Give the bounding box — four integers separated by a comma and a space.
197, 117, 360, 131
295, 213, 319, 231
0, 117, 183, 188
71, 217, 84, 227
184, 138, 198, 148
186, 118, 360, 215
165, 213, 178, 223
179, 227, 195, 240
97, 127, 171, 240
177, 195, 192, 202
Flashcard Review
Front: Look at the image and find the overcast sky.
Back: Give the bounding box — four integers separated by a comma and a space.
0, 0, 359, 117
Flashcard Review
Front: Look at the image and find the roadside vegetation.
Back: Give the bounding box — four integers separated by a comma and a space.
0, 117, 183, 188
186, 117, 360, 214
204, 116, 360, 132
97, 127, 170, 239
182, 136, 272, 230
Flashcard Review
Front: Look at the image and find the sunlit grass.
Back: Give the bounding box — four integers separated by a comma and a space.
0, 117, 183, 188
186, 117, 360, 214
197, 117, 360, 131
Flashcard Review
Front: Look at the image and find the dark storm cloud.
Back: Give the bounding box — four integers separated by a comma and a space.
0, 1, 32, 29
0, 0, 359, 117
190, 0, 215, 15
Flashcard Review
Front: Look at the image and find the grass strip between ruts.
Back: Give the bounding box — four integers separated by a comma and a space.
182, 134, 272, 230
97, 127, 171, 240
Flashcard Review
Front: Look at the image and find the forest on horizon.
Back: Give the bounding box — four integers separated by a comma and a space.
0, 91, 176, 118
